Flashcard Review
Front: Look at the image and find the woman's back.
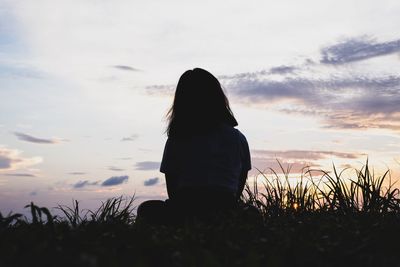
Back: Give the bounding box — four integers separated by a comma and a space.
160, 123, 251, 197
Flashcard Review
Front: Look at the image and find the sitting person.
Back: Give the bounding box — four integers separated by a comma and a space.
137, 68, 251, 223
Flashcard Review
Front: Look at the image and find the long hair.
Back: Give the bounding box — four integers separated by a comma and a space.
166, 68, 238, 138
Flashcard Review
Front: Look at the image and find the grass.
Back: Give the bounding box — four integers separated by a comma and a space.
1, 161, 400, 267
244, 160, 400, 215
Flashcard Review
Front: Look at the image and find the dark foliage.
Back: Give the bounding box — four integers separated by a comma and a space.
1, 162, 400, 267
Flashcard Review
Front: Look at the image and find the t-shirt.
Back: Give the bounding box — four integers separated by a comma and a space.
160, 124, 251, 195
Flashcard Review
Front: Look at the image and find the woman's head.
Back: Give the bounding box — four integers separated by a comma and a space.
167, 68, 238, 137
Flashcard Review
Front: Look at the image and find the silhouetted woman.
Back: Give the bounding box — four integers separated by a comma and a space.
137, 68, 251, 223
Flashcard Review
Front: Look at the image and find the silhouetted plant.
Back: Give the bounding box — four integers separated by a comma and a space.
0, 212, 23, 227
24, 202, 56, 225
318, 160, 400, 213
87, 195, 136, 224
241, 160, 400, 217
56, 199, 87, 227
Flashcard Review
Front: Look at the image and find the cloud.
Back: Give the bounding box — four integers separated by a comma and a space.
229, 75, 400, 103
269, 65, 296, 74
0, 147, 42, 171
14, 132, 60, 144
68, 172, 86, 175
145, 84, 175, 95
227, 74, 400, 131
121, 134, 139, 142
252, 150, 362, 160
3, 173, 36, 177
321, 36, 400, 65
144, 177, 159, 186
228, 77, 313, 102
134, 161, 160, 170
116, 157, 132, 160
217, 65, 296, 81
218, 70, 269, 80
101, 175, 129, 186
250, 149, 363, 175
340, 164, 353, 169
73, 180, 99, 189
108, 166, 125, 171
250, 157, 319, 175
112, 65, 141, 72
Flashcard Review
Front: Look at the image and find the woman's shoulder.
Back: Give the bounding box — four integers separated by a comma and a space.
222, 124, 247, 140
235, 128, 249, 147
218, 124, 249, 145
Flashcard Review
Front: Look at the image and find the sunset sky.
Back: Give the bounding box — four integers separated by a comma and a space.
1, 0, 400, 215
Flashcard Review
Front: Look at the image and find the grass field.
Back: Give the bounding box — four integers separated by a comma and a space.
1, 161, 400, 267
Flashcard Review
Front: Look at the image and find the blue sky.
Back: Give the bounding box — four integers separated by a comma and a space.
1, 0, 400, 214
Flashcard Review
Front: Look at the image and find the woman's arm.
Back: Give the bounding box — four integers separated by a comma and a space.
236, 170, 248, 199
165, 173, 178, 199
236, 130, 251, 199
